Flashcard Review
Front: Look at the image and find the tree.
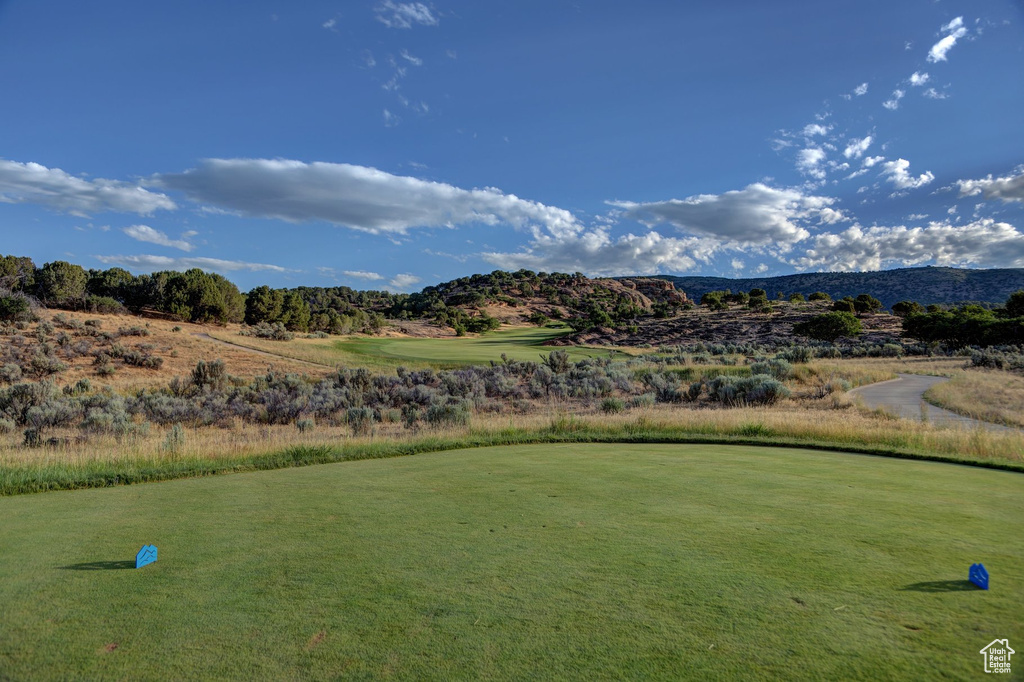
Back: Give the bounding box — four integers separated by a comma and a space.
749, 288, 766, 298
1004, 290, 1024, 318
279, 291, 311, 331
788, 293, 805, 302
36, 260, 88, 307
808, 291, 831, 302
0, 255, 36, 292
891, 300, 925, 318
245, 285, 284, 325
792, 311, 862, 342
87, 267, 136, 302
853, 294, 883, 314
832, 298, 856, 314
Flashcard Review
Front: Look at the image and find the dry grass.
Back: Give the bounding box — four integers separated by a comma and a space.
924, 369, 1024, 428
14, 312, 329, 390
3, 398, 1021, 474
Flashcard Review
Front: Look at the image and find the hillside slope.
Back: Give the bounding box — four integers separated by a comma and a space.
651, 267, 1024, 309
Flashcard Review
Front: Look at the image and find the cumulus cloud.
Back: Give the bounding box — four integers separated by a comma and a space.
95, 254, 289, 273
909, 71, 930, 86
154, 158, 581, 237
843, 135, 873, 159
802, 124, 830, 137
791, 219, 1024, 271
882, 89, 905, 110
0, 159, 176, 216
611, 183, 846, 247
374, 1, 438, 29
928, 16, 968, 63
796, 148, 827, 180
343, 270, 385, 280
880, 158, 935, 190
122, 224, 195, 251
957, 170, 1024, 203
853, 82, 869, 96
482, 228, 706, 277
387, 273, 421, 291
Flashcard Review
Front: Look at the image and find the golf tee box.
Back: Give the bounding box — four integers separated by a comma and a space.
136, 544, 158, 569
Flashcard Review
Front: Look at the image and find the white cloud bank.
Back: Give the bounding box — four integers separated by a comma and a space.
957, 170, 1024, 203
612, 183, 845, 247
791, 219, 1024, 271
928, 17, 968, 63
123, 225, 195, 251
95, 254, 289, 273
484, 184, 848, 277
154, 159, 581, 236
0, 159, 175, 216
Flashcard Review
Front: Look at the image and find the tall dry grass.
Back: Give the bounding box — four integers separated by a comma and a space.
924, 369, 1024, 428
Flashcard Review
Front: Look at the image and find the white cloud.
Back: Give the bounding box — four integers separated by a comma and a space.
927, 16, 968, 63
853, 82, 869, 96
863, 155, 885, 168
909, 71, 930, 86
881, 158, 934, 190
0, 159, 176, 216
383, 109, 400, 127
922, 87, 948, 100
482, 227, 705, 277
730, 259, 744, 271
797, 148, 827, 180
399, 49, 422, 66
958, 170, 1024, 203
882, 89, 905, 110
802, 124, 830, 137
322, 18, 337, 30
95, 254, 289, 273
374, 1, 438, 29
387, 273, 421, 291
791, 219, 1024, 271
843, 135, 873, 159
122, 224, 195, 251
612, 183, 846, 247
343, 270, 385, 280
155, 158, 582, 237
753, 263, 769, 274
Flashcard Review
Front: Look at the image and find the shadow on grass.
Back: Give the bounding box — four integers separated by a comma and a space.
59, 560, 136, 571
900, 580, 980, 592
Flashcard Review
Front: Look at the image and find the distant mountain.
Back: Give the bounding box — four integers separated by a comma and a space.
649, 267, 1024, 309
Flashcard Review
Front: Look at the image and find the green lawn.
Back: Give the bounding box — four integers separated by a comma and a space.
332, 324, 625, 367
1, 444, 1020, 680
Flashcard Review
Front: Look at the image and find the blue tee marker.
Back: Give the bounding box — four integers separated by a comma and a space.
969, 563, 988, 590
136, 545, 158, 569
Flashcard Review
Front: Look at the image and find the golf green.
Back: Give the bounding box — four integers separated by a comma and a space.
1, 444, 1020, 680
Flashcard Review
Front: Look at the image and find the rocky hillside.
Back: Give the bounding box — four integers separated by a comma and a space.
652, 267, 1024, 309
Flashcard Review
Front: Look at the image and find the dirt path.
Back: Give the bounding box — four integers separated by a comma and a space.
192, 333, 334, 369
849, 373, 1013, 431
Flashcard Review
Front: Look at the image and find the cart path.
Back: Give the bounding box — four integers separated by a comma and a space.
192, 333, 334, 369
849, 373, 1013, 431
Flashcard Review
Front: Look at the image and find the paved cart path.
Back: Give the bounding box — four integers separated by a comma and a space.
849, 373, 1013, 431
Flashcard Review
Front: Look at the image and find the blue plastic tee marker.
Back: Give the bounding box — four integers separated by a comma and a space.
969, 562, 988, 590
136, 544, 158, 569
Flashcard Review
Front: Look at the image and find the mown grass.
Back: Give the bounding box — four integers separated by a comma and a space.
208, 325, 627, 370
924, 369, 1024, 428
1, 443, 1020, 680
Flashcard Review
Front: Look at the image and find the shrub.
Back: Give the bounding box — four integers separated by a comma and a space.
749, 358, 793, 380
163, 424, 186, 452
239, 322, 294, 341
0, 294, 31, 322
777, 345, 813, 363
295, 418, 315, 433
808, 292, 831, 302
0, 364, 22, 384
425, 401, 471, 427
600, 397, 625, 413
346, 407, 375, 435
86, 296, 126, 314
792, 312, 862, 342
891, 300, 925, 317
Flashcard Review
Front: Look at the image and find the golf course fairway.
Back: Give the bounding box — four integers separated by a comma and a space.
1, 444, 1020, 680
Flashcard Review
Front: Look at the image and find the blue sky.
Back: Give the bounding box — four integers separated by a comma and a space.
0, 0, 1022, 292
